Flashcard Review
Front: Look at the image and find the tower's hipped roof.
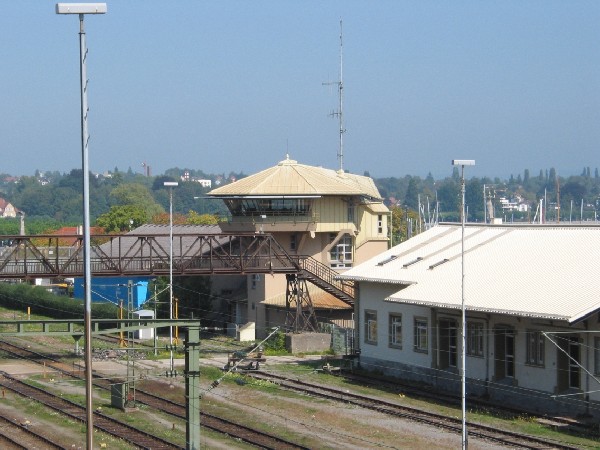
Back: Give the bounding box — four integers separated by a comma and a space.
209, 156, 383, 200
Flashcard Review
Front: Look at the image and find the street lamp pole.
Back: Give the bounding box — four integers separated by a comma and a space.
452, 159, 475, 450
55, 4, 106, 449
164, 181, 178, 374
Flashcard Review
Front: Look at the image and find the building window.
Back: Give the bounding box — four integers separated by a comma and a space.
466, 322, 484, 357
439, 319, 457, 368
526, 330, 545, 367
290, 234, 297, 251
494, 327, 515, 379
364, 310, 377, 345
330, 234, 353, 268
348, 204, 355, 223
251, 274, 260, 290
377, 214, 383, 234
595, 337, 600, 375
413, 317, 428, 353
568, 337, 581, 389
388, 314, 402, 349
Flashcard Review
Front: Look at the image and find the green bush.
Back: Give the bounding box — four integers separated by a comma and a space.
263, 330, 286, 352
0, 282, 118, 320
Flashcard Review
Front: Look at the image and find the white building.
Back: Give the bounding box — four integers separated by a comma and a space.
339, 223, 600, 418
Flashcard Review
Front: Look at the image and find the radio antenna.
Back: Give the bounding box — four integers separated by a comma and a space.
323, 19, 345, 172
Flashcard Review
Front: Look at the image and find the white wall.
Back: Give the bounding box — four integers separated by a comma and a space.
357, 280, 600, 416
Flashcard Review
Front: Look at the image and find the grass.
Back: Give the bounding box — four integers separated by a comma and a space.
25, 374, 189, 447
0, 387, 133, 449
218, 359, 600, 449
1, 305, 598, 448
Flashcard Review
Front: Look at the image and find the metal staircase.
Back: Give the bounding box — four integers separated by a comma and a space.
293, 256, 355, 306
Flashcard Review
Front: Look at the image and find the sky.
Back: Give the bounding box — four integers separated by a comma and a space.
1, 1, 599, 180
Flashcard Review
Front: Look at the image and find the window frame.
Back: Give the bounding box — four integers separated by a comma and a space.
413, 317, 428, 354
329, 233, 354, 268
595, 337, 600, 376
525, 329, 545, 367
388, 313, 402, 349
290, 234, 297, 251
466, 321, 484, 357
364, 310, 378, 345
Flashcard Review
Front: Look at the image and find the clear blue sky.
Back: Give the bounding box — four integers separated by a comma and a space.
1, 1, 599, 180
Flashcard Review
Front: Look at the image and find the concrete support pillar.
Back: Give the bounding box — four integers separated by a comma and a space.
185, 324, 201, 449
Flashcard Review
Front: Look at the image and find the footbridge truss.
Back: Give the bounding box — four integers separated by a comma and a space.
0, 233, 300, 279
0, 233, 354, 328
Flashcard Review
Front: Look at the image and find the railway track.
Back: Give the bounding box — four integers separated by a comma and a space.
0, 337, 591, 449
0, 412, 66, 449
247, 370, 583, 450
339, 370, 587, 430
0, 339, 310, 450
0, 371, 180, 449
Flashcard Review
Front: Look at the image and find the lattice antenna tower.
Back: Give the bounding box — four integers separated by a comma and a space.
323, 20, 346, 172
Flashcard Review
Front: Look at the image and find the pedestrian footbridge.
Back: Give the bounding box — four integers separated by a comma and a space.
0, 232, 354, 306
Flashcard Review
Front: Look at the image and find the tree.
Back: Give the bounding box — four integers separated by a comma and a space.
436, 180, 460, 220
152, 176, 178, 191
186, 211, 219, 225
151, 212, 187, 225
109, 183, 163, 221
549, 168, 557, 186
465, 178, 483, 221
389, 206, 419, 244
561, 180, 587, 204
96, 205, 147, 232
404, 177, 419, 210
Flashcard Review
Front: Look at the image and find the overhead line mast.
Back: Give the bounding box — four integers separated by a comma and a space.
323, 19, 345, 173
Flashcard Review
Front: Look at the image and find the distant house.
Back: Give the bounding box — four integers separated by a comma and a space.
194, 179, 212, 188
339, 223, 600, 419
181, 171, 212, 187
0, 198, 17, 218
51, 226, 105, 246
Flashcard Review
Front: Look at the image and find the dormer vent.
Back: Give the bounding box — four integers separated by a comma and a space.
402, 257, 423, 268
377, 255, 398, 266
428, 259, 449, 270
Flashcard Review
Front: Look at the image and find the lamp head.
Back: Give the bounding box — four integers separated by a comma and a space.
163, 181, 179, 187
56, 3, 107, 14
452, 159, 475, 166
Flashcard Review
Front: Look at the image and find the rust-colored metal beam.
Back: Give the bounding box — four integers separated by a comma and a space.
0, 233, 300, 279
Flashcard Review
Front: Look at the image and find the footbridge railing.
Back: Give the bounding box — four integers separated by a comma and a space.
0, 233, 355, 304
0, 233, 299, 279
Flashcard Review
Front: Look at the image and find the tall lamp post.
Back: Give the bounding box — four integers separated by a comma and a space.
164, 181, 178, 374
452, 159, 475, 450
55, 4, 106, 449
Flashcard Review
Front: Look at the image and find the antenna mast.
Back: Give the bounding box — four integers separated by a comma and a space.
323, 20, 345, 172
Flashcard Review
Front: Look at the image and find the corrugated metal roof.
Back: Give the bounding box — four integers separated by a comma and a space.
133, 224, 222, 235
98, 224, 226, 257
208, 156, 383, 200
339, 224, 600, 323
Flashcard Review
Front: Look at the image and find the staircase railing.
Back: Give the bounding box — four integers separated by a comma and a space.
292, 255, 355, 303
